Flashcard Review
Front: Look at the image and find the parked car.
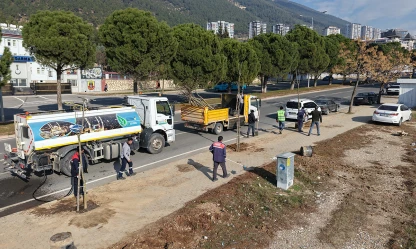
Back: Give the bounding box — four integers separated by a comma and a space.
322, 76, 333, 81
372, 104, 412, 126
315, 99, 339, 115
285, 99, 321, 120
386, 84, 400, 95
213, 82, 247, 92
353, 92, 378, 105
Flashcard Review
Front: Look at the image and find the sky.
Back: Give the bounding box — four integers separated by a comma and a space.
291, 0, 416, 35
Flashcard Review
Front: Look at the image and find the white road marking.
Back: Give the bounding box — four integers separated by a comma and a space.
175, 132, 187, 136
38, 96, 52, 100
0, 172, 10, 176
9, 97, 25, 108
0, 136, 242, 213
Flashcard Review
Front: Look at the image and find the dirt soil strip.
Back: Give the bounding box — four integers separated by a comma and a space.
109, 121, 416, 249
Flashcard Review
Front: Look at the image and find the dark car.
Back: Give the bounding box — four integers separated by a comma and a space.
322, 76, 333, 81
315, 99, 339, 114
353, 92, 378, 105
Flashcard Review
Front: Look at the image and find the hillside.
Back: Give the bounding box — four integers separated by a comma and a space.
0, 0, 349, 35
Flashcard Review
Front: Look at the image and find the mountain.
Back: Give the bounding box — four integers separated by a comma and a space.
0, 0, 349, 36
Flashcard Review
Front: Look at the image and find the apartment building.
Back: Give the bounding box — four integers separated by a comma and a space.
206, 21, 235, 38
345, 23, 362, 39
323, 26, 341, 36
248, 21, 267, 39
272, 24, 290, 36
373, 28, 382, 39
361, 26, 374, 40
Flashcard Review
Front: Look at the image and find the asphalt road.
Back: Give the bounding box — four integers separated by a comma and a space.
2, 80, 372, 120
0, 84, 382, 217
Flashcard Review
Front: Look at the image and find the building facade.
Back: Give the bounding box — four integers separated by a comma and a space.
361, 25, 374, 40
382, 29, 408, 39
323, 26, 341, 36
345, 23, 362, 39
0, 23, 89, 91
206, 21, 235, 38
272, 24, 290, 36
248, 21, 267, 39
373, 28, 382, 39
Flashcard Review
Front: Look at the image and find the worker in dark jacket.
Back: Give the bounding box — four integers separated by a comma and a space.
71, 147, 85, 197
209, 136, 228, 182
246, 110, 257, 137
308, 106, 322, 136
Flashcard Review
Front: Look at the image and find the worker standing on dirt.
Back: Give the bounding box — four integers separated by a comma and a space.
71, 147, 85, 197
209, 136, 229, 182
247, 110, 257, 137
118, 137, 136, 180
307, 106, 322, 136
297, 107, 306, 133
276, 106, 286, 134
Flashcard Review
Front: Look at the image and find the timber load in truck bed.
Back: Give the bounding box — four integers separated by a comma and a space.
181, 105, 229, 125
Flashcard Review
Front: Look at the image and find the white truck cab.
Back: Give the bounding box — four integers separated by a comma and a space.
125, 96, 175, 154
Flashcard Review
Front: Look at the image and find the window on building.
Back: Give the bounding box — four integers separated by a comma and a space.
12, 40, 16, 46
7, 40, 11, 46
10, 79, 18, 86
41, 68, 45, 74
68, 79, 77, 87
37, 68, 40, 74
48, 70, 53, 77
19, 79, 27, 87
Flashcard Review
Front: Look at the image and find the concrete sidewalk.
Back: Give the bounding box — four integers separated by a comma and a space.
0, 103, 375, 249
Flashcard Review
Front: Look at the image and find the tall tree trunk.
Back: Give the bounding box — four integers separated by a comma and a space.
228, 82, 232, 94
0, 89, 4, 122
356, 73, 360, 84
329, 73, 333, 85
133, 77, 138, 94
348, 81, 359, 113
162, 79, 165, 94
262, 76, 268, 93
56, 67, 63, 110
377, 83, 383, 104
313, 75, 318, 87
290, 71, 296, 90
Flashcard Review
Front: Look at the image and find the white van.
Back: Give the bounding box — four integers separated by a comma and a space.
285, 98, 321, 120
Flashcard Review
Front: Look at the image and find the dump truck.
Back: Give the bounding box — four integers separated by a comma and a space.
181, 94, 261, 134
4, 96, 175, 178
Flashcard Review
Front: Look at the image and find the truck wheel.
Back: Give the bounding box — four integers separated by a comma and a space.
147, 133, 165, 154
60, 152, 73, 176
213, 123, 223, 135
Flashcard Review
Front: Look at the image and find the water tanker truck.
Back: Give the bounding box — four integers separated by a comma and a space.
3, 96, 175, 178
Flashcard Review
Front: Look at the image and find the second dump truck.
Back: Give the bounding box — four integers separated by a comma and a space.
181, 94, 260, 134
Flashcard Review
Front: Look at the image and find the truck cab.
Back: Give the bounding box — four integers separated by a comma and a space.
125, 96, 175, 154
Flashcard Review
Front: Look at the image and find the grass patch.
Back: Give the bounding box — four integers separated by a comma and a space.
253, 84, 346, 99
0, 122, 15, 136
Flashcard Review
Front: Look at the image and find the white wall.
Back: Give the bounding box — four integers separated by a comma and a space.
398, 79, 416, 108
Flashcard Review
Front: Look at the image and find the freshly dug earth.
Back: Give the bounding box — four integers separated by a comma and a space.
109, 120, 416, 248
